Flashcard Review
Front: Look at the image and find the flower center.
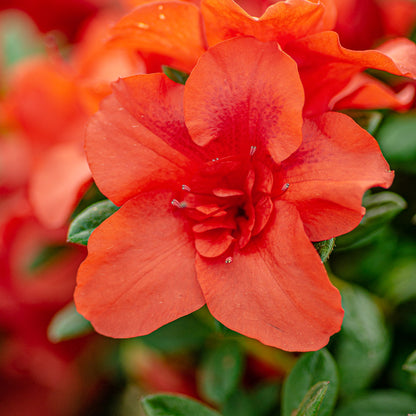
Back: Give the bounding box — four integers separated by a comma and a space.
171, 153, 277, 262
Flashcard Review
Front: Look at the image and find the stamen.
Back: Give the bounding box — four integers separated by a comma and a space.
225, 256, 233, 264
181, 184, 191, 192
171, 199, 187, 208
250, 145, 257, 156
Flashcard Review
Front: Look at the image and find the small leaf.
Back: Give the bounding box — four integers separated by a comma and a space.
48, 302, 92, 342
403, 350, 416, 374
282, 349, 339, 416
67, 199, 119, 245
313, 239, 335, 263
336, 191, 406, 250
377, 111, 416, 173
140, 312, 211, 353
334, 390, 416, 416
162, 66, 189, 85
141, 394, 222, 416
333, 285, 390, 397
198, 339, 244, 405
294, 381, 329, 416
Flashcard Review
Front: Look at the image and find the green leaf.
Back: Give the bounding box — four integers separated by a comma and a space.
333, 285, 390, 397
67, 199, 119, 245
294, 381, 329, 416
282, 349, 339, 416
313, 239, 335, 263
140, 312, 211, 353
28, 244, 70, 273
199, 339, 244, 405
377, 111, 416, 173
334, 390, 416, 416
403, 350, 416, 374
141, 394, 222, 416
47, 302, 92, 342
343, 110, 383, 135
162, 66, 189, 85
336, 191, 406, 250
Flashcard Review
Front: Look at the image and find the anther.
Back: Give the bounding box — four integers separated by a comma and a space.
225, 256, 233, 264
181, 184, 191, 192
250, 145, 257, 156
171, 199, 187, 208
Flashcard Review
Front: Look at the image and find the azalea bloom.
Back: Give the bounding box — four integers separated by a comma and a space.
75, 38, 393, 351
109, 0, 416, 113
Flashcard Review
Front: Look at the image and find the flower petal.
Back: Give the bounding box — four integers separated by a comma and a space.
86, 74, 196, 206
196, 200, 343, 351
280, 112, 394, 241
202, 0, 336, 47
330, 73, 415, 111
287, 32, 416, 114
29, 142, 92, 228
109, 1, 206, 72
75, 190, 205, 338
184, 37, 304, 163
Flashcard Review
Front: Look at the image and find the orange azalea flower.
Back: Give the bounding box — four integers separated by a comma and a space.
109, 0, 416, 112
75, 38, 393, 351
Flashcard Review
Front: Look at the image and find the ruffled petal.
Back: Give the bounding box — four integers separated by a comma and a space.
202, 0, 336, 47
86, 74, 196, 206
184, 37, 304, 163
29, 142, 92, 228
330, 73, 415, 111
286, 32, 416, 114
109, 1, 206, 72
279, 112, 394, 241
75, 190, 205, 338
196, 200, 343, 351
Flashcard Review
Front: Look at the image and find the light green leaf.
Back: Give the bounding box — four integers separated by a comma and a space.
334, 286, 390, 397
67, 199, 119, 245
198, 340, 244, 405
403, 350, 416, 374
294, 381, 329, 416
48, 302, 92, 342
282, 349, 338, 416
141, 394, 222, 416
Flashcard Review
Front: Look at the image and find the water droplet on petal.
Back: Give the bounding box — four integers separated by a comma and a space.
182, 184, 191, 192
159, 13, 166, 20
281, 183, 290, 192
158, 4, 163, 10
250, 145, 257, 156
225, 256, 233, 264
211, 157, 219, 162
137, 22, 149, 29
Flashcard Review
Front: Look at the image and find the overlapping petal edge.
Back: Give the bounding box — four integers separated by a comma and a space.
76, 37, 393, 351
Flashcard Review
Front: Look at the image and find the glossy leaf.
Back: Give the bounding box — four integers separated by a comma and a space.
403, 350, 416, 374
141, 394, 222, 416
377, 111, 416, 173
48, 302, 92, 342
295, 381, 329, 416
67, 199, 119, 245
140, 312, 211, 353
199, 339, 244, 405
334, 390, 416, 416
162, 66, 189, 85
333, 285, 391, 397
282, 349, 339, 416
336, 191, 406, 250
